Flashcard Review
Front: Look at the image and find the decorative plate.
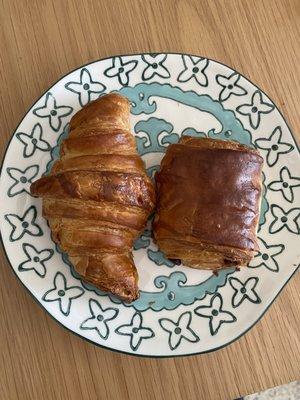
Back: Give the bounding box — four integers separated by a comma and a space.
1, 53, 299, 357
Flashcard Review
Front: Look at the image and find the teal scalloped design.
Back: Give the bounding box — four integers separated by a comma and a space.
57, 245, 234, 311
147, 249, 175, 268
120, 82, 253, 145
120, 270, 235, 311
134, 118, 179, 155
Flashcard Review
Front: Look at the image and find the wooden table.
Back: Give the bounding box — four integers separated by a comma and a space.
0, 1, 299, 399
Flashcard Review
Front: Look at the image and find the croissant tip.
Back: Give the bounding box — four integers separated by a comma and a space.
29, 181, 37, 196
96, 92, 130, 107
79, 272, 139, 303
106, 278, 139, 303
121, 288, 140, 303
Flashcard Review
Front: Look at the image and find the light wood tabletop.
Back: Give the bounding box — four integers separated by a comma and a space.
0, 1, 299, 399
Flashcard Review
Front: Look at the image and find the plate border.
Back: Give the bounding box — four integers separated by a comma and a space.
0, 52, 299, 358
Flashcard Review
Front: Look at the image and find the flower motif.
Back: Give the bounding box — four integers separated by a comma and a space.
141, 54, 170, 81
18, 243, 54, 277
42, 272, 84, 316
177, 55, 208, 86
16, 123, 50, 158
249, 237, 285, 272
4, 206, 42, 241
33, 92, 73, 131
255, 126, 294, 166
115, 312, 154, 351
269, 205, 300, 234
159, 311, 199, 350
268, 167, 300, 203
65, 68, 106, 106
216, 72, 247, 101
80, 299, 118, 340
104, 57, 138, 86
6, 165, 39, 197
229, 277, 261, 308
236, 90, 274, 129
194, 293, 236, 335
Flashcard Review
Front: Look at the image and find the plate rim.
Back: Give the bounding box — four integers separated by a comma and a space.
0, 52, 299, 358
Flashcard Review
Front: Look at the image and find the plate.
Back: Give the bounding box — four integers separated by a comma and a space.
1, 53, 299, 357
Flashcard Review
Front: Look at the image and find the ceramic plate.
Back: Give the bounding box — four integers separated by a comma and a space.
1, 53, 299, 357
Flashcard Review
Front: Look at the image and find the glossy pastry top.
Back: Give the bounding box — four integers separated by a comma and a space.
154, 137, 263, 252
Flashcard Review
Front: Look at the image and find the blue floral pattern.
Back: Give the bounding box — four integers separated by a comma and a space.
255, 126, 293, 166
141, 54, 170, 80
268, 167, 300, 203
18, 243, 54, 277
33, 92, 73, 131
42, 272, 84, 316
104, 57, 138, 86
7, 165, 39, 197
5, 206, 42, 241
16, 123, 50, 158
115, 312, 154, 351
249, 237, 285, 272
65, 68, 106, 106
229, 277, 261, 308
269, 205, 300, 234
216, 72, 247, 101
237, 90, 274, 129
159, 311, 199, 350
80, 299, 118, 340
178, 55, 209, 86
194, 293, 236, 335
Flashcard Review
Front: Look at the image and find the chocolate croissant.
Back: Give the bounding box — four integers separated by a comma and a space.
31, 93, 155, 302
153, 136, 263, 270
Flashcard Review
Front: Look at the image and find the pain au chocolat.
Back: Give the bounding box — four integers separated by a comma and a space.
153, 136, 263, 270
31, 93, 155, 302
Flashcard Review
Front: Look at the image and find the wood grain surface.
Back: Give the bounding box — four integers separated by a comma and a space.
0, 1, 299, 399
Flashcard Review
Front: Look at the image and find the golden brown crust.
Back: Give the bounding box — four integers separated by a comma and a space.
51, 154, 145, 175
153, 137, 263, 270
69, 254, 139, 302
60, 131, 137, 157
42, 198, 148, 230
31, 93, 155, 302
69, 93, 130, 131
31, 171, 155, 210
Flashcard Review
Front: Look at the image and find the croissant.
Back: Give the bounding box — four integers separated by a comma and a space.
31, 93, 155, 302
153, 136, 263, 270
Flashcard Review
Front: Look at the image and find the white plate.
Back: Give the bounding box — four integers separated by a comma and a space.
1, 53, 299, 357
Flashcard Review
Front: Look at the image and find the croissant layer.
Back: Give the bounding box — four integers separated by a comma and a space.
31, 93, 155, 301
